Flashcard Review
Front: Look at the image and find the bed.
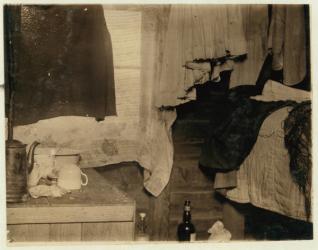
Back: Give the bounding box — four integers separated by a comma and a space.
214, 80, 311, 222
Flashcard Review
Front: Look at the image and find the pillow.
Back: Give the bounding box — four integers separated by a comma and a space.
250, 80, 311, 102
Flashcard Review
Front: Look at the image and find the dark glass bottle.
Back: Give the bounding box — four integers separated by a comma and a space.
177, 200, 196, 241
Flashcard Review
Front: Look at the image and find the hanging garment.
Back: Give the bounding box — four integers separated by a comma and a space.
268, 5, 307, 86
156, 5, 248, 107
230, 5, 269, 87
7, 5, 116, 125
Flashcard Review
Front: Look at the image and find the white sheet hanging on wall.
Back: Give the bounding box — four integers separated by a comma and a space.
136, 6, 177, 196
268, 5, 307, 86
230, 5, 269, 87
156, 5, 248, 107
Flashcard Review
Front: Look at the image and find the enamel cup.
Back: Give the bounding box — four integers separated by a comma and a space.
57, 164, 88, 190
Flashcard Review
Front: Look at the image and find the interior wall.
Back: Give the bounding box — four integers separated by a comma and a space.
9, 7, 144, 168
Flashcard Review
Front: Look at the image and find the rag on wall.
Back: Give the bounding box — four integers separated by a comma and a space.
230, 5, 269, 88
5, 5, 116, 126
156, 5, 248, 107
268, 5, 307, 86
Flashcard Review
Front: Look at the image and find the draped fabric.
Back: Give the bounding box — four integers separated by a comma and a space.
156, 5, 248, 107
268, 5, 307, 86
8, 5, 116, 125
230, 5, 269, 87
136, 6, 177, 196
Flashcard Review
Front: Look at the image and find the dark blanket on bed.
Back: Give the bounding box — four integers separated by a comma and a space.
199, 87, 297, 172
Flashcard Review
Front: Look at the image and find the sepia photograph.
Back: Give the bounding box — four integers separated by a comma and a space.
1, 0, 315, 248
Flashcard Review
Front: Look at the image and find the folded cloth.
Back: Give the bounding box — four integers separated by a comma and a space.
28, 185, 69, 198
214, 171, 237, 189
251, 80, 311, 102
208, 220, 231, 242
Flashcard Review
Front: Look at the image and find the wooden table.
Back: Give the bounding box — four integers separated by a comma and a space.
7, 168, 136, 242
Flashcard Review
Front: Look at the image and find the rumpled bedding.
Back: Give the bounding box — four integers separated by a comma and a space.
199, 91, 295, 172
214, 81, 312, 221
223, 107, 311, 221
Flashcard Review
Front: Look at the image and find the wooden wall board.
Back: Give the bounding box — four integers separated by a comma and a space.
82, 222, 135, 241
8, 224, 50, 242
49, 223, 82, 241
149, 184, 171, 241
7, 205, 135, 224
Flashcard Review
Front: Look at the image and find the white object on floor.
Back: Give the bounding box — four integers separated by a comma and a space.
208, 220, 231, 242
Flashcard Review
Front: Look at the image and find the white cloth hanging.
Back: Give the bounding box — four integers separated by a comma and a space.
156, 5, 248, 107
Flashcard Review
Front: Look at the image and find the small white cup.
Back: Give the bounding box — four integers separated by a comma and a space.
57, 164, 88, 190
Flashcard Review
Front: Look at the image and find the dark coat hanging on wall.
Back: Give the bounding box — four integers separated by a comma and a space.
5, 5, 116, 126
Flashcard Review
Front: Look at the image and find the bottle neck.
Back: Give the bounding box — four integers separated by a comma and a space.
138, 213, 147, 234
183, 206, 192, 223
140, 220, 146, 233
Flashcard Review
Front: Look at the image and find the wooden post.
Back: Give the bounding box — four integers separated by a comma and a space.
4, 5, 21, 141
149, 182, 171, 241
7, 91, 14, 141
